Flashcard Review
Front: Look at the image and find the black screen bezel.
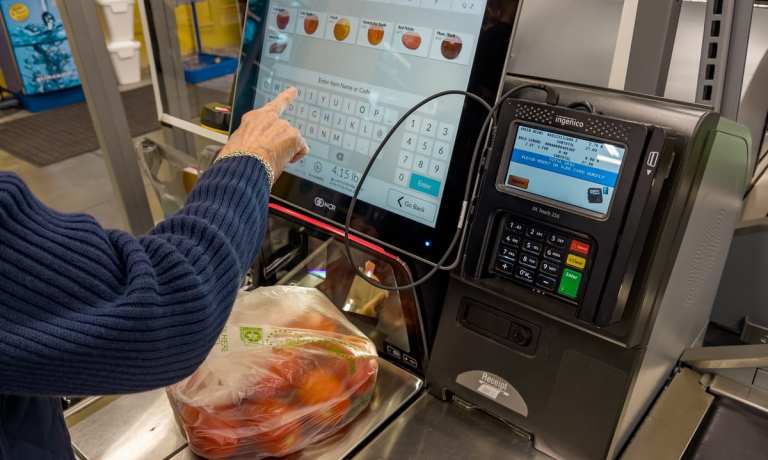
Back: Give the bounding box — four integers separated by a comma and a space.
495, 122, 629, 221
230, 0, 519, 263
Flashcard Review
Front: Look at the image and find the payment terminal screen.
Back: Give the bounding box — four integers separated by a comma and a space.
505, 125, 626, 216
251, 0, 488, 228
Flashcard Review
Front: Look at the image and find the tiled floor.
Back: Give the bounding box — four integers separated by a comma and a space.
0, 76, 179, 232
0, 73, 230, 232
0, 132, 165, 232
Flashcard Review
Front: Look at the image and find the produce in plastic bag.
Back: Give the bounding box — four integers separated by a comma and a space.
167, 286, 379, 459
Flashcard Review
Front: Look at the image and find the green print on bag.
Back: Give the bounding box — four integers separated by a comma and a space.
239, 326, 263, 345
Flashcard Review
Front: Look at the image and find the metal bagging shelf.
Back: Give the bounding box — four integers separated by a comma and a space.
68, 213, 427, 460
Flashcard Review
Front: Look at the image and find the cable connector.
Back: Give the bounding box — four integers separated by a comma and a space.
502, 84, 560, 106
457, 200, 469, 230
542, 86, 560, 105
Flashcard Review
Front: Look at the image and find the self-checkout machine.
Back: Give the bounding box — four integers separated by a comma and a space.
65, 0, 539, 459
68, 0, 752, 458
223, 0, 751, 453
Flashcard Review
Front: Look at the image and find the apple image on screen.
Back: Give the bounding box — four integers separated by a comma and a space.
368, 25, 385, 46
276, 9, 290, 30
333, 18, 351, 41
401, 31, 421, 50
304, 14, 319, 35
270, 40, 288, 54
441, 35, 463, 60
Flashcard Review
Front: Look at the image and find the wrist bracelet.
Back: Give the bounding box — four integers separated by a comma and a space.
214, 149, 276, 187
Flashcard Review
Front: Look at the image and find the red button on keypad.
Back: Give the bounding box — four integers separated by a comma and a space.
569, 240, 591, 255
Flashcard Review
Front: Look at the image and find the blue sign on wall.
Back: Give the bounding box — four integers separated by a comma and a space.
0, 0, 81, 95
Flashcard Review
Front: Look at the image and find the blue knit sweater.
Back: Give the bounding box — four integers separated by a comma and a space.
0, 157, 269, 458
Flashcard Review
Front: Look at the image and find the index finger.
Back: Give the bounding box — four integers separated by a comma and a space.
262, 87, 297, 115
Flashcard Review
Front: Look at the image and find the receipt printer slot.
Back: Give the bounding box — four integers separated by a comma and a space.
459, 299, 539, 354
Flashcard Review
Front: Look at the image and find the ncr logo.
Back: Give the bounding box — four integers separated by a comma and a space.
314, 197, 337, 212
554, 115, 584, 128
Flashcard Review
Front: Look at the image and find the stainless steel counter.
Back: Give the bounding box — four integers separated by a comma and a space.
354, 393, 551, 460
68, 389, 187, 460
66, 353, 549, 459
68, 358, 422, 460
168, 393, 550, 460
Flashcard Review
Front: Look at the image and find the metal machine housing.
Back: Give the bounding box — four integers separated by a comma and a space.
427, 76, 750, 459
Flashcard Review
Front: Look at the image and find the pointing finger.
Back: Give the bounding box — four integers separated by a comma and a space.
263, 87, 297, 115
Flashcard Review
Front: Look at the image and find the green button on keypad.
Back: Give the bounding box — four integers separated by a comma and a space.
558, 269, 583, 299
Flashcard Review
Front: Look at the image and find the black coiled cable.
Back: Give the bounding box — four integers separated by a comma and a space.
342, 84, 559, 291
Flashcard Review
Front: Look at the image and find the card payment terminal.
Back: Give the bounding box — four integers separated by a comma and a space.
428, 76, 751, 459
475, 97, 669, 325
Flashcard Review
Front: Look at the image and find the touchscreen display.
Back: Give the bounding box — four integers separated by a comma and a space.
505, 125, 626, 216
251, 0, 489, 228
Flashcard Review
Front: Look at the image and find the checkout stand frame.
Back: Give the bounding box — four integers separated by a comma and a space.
64, 211, 546, 460
57, 0, 768, 456
66, 74, 756, 460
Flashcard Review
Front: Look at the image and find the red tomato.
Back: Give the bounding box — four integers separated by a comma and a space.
349, 358, 378, 398
305, 341, 355, 379
249, 375, 293, 401
288, 311, 338, 333
179, 403, 204, 427
242, 400, 305, 457
186, 411, 240, 459
179, 402, 238, 426
242, 398, 291, 422
252, 416, 303, 457
323, 355, 353, 381
297, 369, 344, 406
268, 349, 315, 388
312, 397, 351, 429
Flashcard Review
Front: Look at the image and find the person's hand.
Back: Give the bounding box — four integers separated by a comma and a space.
219, 87, 309, 180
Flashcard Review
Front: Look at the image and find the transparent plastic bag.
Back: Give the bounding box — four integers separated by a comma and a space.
167, 286, 379, 459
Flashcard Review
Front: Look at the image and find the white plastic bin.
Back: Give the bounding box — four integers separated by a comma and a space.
97, 0, 136, 42
108, 40, 141, 85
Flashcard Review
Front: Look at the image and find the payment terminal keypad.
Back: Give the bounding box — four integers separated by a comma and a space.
492, 215, 594, 303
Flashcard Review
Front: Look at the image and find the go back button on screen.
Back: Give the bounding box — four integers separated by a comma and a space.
387, 189, 437, 223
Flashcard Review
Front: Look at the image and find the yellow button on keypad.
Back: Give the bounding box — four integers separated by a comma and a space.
566, 254, 586, 270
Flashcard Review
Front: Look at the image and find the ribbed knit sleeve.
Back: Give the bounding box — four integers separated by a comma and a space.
0, 157, 269, 396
